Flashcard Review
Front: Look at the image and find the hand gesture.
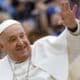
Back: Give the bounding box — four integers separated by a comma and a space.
60, 1, 77, 29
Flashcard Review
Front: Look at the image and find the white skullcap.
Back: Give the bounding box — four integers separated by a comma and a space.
0, 19, 21, 34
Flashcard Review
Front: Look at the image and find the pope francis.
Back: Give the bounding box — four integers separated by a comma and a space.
0, 19, 56, 80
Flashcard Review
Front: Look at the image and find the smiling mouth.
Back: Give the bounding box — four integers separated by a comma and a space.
16, 45, 27, 51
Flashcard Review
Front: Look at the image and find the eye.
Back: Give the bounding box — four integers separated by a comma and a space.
11, 38, 16, 42
8, 36, 17, 42
19, 33, 25, 38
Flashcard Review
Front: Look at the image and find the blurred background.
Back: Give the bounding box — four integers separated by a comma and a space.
0, 0, 80, 58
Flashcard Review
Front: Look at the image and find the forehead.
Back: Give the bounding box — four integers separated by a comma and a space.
2, 24, 25, 38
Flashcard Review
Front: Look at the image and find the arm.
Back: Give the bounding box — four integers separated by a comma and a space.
60, 1, 80, 35
68, 19, 80, 35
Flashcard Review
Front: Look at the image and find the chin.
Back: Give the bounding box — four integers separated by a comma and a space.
19, 51, 30, 57
14, 47, 31, 61
16, 53, 30, 62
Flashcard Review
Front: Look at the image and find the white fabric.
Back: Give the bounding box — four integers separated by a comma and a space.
69, 56, 80, 80
0, 56, 55, 80
8, 57, 30, 80
0, 19, 20, 34
32, 30, 68, 80
32, 20, 80, 80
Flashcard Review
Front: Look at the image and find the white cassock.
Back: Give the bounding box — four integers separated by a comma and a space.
0, 55, 55, 80
32, 19, 80, 80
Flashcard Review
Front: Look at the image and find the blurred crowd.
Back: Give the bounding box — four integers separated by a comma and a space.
0, 0, 80, 58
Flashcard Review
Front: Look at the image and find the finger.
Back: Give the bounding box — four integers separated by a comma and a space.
60, 2, 66, 12
60, 1, 70, 12
72, 4, 77, 15
64, 2, 71, 11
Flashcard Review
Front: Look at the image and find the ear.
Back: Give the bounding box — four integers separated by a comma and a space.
0, 42, 5, 53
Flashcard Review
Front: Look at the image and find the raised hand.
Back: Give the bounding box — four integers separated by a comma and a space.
60, 1, 77, 29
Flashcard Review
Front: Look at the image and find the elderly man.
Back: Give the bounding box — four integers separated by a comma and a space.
32, 1, 80, 80
0, 19, 55, 80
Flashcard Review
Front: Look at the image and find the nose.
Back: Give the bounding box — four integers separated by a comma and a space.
16, 38, 24, 46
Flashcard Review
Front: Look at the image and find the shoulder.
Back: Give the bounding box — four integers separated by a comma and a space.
0, 56, 8, 65
33, 36, 57, 45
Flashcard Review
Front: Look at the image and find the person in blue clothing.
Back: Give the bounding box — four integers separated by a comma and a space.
47, 6, 65, 36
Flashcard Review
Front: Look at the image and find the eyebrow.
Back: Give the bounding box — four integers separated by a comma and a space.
8, 32, 25, 41
8, 35, 16, 41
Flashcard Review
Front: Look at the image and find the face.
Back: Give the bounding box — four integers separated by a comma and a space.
50, 13, 64, 30
51, 13, 62, 26
1, 24, 31, 62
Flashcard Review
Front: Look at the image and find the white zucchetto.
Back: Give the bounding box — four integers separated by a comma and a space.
0, 19, 21, 34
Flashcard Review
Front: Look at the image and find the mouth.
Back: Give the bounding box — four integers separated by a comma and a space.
16, 45, 27, 52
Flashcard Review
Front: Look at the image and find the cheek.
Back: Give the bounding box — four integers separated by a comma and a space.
24, 39, 31, 49
25, 37, 30, 44
7, 43, 16, 52
24, 41, 30, 49
3, 46, 11, 54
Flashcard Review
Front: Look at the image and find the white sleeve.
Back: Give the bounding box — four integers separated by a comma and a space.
68, 19, 80, 35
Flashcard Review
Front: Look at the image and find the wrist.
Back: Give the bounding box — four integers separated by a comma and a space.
68, 24, 77, 32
